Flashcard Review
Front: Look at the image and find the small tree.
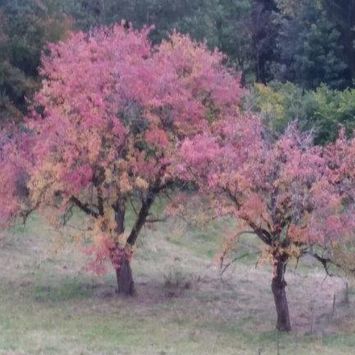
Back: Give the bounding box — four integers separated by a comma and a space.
1, 24, 242, 294
181, 117, 354, 331
0, 132, 21, 225
0, 127, 33, 226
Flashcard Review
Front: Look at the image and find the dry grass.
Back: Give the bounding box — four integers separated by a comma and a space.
0, 212, 354, 354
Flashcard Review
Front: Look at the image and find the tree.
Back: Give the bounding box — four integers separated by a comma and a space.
180, 117, 354, 331
62, 0, 216, 42
0, 0, 72, 126
0, 130, 22, 224
274, 0, 350, 89
250, 0, 279, 83
0, 126, 32, 226
3, 24, 242, 295
317, 129, 355, 276
323, 0, 355, 84
213, 0, 253, 83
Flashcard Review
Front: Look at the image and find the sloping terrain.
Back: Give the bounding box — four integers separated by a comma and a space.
0, 214, 354, 354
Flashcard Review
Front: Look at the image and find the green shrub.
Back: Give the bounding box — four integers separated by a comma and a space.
248, 81, 355, 144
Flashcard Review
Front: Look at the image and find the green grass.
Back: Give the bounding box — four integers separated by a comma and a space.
0, 211, 354, 354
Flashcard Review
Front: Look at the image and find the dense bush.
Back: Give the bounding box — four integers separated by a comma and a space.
249, 82, 355, 144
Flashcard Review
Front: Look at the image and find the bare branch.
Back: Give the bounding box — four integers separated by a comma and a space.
220, 251, 260, 275
129, 197, 139, 216
308, 252, 335, 277
96, 186, 104, 216
70, 196, 99, 218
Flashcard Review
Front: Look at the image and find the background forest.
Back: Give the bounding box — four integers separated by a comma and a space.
1, 0, 355, 143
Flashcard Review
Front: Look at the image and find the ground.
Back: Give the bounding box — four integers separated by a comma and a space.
0, 210, 354, 355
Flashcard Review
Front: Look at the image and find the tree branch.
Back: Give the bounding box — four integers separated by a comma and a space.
126, 190, 156, 246
220, 251, 260, 276
223, 186, 273, 246
246, 220, 273, 246
304, 248, 353, 276
70, 196, 99, 218
307, 251, 335, 276
129, 197, 139, 216
96, 186, 104, 216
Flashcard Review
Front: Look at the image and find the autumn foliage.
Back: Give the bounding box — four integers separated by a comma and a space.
0, 127, 33, 226
0, 22, 353, 332
0, 24, 242, 293
180, 116, 354, 330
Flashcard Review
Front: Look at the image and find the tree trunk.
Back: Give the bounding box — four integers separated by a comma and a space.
271, 253, 291, 331
111, 201, 135, 296
116, 253, 135, 296
110, 244, 135, 296
111, 184, 159, 295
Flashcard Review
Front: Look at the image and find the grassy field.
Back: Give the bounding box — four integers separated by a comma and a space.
0, 211, 354, 355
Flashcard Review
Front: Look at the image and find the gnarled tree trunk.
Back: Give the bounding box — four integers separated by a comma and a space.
111, 201, 135, 296
111, 188, 157, 296
271, 252, 291, 331
116, 252, 135, 296
110, 243, 135, 296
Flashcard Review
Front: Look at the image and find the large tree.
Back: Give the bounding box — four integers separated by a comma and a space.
0, 0, 72, 125
274, 0, 350, 89
250, 0, 279, 83
1, 24, 242, 295
180, 117, 354, 331
323, 0, 355, 84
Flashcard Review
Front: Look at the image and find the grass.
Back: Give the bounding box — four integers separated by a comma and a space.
0, 210, 354, 354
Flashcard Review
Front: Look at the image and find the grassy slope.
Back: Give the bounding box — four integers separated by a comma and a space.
0, 211, 355, 355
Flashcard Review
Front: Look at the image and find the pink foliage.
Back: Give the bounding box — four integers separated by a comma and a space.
181, 118, 354, 249
84, 235, 132, 275
62, 165, 93, 195
84, 234, 116, 275
26, 24, 242, 206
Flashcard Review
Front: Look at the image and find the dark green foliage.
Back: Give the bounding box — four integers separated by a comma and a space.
214, 1, 251, 69
0, 0, 71, 125
62, 0, 214, 41
323, 0, 355, 83
250, 0, 279, 83
274, 1, 350, 89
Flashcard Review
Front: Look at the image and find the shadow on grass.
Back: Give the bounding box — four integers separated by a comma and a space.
31, 277, 193, 304
32, 278, 102, 302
